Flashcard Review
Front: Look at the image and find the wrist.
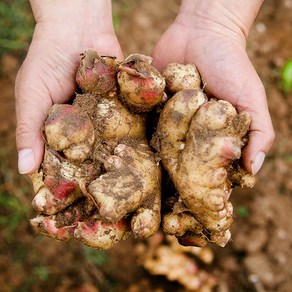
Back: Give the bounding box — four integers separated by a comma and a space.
30, 0, 115, 36
29, 0, 116, 53
178, 0, 264, 40
30, 0, 112, 22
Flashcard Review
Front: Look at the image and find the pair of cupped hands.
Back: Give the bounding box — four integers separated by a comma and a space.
15, 1, 274, 177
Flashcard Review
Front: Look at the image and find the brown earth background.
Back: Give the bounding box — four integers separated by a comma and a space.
0, 0, 291, 291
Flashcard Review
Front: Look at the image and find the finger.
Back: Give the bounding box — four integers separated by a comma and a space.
15, 66, 53, 174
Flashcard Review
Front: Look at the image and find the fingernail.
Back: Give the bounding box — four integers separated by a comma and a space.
251, 151, 266, 175
18, 148, 35, 174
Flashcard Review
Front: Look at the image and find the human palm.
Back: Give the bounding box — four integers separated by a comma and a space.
15, 23, 123, 173
152, 20, 274, 174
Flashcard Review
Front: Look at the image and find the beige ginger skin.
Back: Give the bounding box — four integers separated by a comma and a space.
155, 64, 255, 246
30, 50, 162, 249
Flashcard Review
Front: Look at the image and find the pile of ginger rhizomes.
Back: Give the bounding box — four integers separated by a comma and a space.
30, 50, 255, 249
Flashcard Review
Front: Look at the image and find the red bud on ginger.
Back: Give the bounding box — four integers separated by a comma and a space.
44, 176, 79, 201
74, 215, 129, 249
76, 49, 118, 95
30, 198, 97, 241
117, 54, 166, 112
31, 180, 82, 215
30, 215, 73, 241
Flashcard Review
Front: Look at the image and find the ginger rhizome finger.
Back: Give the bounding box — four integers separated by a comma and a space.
163, 63, 201, 93
131, 184, 161, 238
30, 197, 130, 249
88, 143, 161, 224
31, 147, 98, 215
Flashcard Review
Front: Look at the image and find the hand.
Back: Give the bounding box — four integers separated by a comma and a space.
152, 0, 274, 175
15, 0, 123, 174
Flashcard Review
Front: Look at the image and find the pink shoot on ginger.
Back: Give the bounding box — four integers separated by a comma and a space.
117, 54, 166, 112
76, 49, 118, 95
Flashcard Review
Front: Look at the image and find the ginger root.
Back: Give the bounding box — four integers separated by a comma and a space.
30, 50, 162, 249
30, 52, 255, 249
153, 63, 255, 247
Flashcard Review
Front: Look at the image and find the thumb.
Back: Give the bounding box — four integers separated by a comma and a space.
241, 87, 275, 175
15, 66, 53, 174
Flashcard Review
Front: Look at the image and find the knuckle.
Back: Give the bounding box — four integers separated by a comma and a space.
15, 121, 36, 146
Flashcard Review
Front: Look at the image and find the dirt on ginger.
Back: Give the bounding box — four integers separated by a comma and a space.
29, 50, 255, 250
30, 50, 162, 249
153, 63, 255, 247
